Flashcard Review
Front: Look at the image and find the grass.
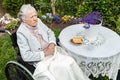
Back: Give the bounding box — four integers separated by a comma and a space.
0, 34, 16, 80
51, 28, 61, 38
0, 28, 111, 80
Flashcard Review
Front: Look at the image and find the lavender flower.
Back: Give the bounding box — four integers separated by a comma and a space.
77, 11, 102, 24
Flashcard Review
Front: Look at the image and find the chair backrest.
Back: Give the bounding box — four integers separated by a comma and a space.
10, 32, 35, 73
10, 32, 20, 55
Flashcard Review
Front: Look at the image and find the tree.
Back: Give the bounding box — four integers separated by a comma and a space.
0, 0, 5, 17
50, 0, 56, 15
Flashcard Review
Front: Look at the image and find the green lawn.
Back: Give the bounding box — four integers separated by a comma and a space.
0, 34, 16, 80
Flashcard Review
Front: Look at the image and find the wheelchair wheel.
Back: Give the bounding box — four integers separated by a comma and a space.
5, 61, 34, 80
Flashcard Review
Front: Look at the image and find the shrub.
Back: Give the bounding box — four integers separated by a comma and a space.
34, 0, 51, 14
55, 0, 78, 16
34, 0, 78, 17
2, 0, 25, 18
115, 15, 120, 35
76, 0, 120, 31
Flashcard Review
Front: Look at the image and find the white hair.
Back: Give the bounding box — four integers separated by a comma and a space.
18, 4, 37, 21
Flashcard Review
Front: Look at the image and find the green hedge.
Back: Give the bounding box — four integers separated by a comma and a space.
2, 0, 78, 18
2, 0, 25, 18
76, 0, 120, 33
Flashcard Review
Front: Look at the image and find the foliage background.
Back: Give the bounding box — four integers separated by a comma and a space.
2, 0, 120, 34
76, 0, 120, 33
1, 0, 120, 80
2, 0, 25, 18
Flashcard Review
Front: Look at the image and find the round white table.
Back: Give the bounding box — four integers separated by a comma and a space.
58, 24, 120, 80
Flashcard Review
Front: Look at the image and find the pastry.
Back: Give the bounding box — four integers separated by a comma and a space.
71, 36, 83, 44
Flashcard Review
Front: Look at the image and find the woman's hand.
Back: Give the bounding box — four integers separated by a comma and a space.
44, 43, 55, 56
48, 43, 55, 49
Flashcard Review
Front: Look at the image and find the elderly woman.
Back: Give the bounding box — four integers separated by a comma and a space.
17, 4, 90, 80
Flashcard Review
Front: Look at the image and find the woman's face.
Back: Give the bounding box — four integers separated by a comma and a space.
24, 10, 38, 27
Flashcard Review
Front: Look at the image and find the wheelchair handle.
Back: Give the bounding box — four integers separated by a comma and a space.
0, 30, 6, 33
0, 30, 12, 35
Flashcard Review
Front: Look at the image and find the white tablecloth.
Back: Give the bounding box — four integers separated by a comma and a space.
58, 24, 120, 80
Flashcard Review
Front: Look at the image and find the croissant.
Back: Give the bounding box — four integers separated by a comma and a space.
71, 37, 83, 44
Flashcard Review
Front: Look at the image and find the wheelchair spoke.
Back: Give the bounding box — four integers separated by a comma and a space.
6, 64, 21, 80
5, 61, 34, 80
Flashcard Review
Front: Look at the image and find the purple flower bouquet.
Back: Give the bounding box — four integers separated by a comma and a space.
77, 11, 103, 29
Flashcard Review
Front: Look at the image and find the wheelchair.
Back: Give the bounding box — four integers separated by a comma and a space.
0, 29, 35, 80
0, 29, 61, 80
